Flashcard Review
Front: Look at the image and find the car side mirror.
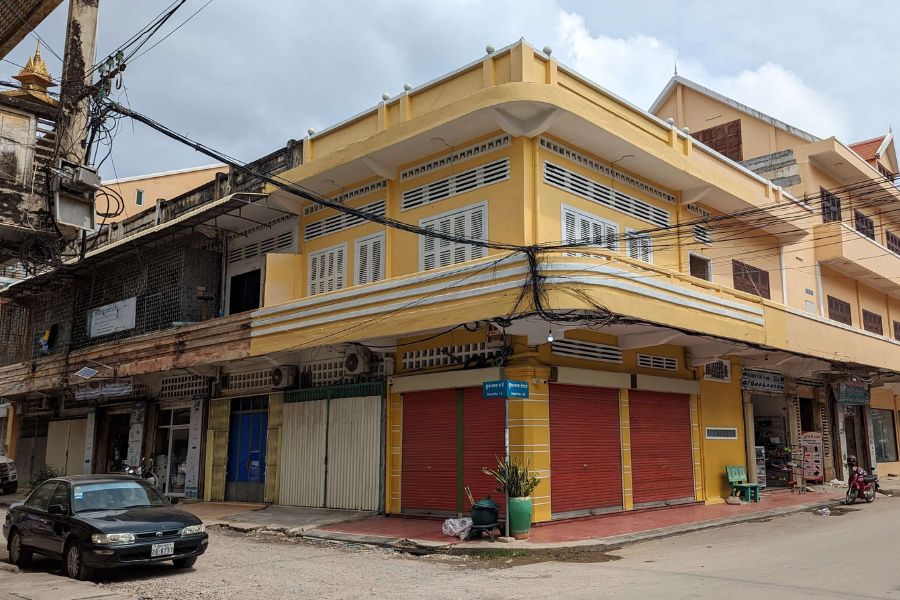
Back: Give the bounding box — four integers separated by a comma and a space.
169, 497, 179, 505
47, 504, 66, 516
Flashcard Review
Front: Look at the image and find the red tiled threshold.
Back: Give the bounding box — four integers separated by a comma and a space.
319, 489, 844, 545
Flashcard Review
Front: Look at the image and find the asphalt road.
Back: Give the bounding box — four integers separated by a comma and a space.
1, 499, 898, 599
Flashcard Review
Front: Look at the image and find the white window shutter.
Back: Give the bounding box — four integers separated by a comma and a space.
420, 202, 488, 270
309, 246, 346, 295
469, 206, 486, 260
627, 232, 652, 263
355, 234, 385, 285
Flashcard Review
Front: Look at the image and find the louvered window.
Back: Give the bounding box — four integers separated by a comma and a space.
821, 188, 841, 223
854, 210, 875, 240
228, 228, 295, 264
626, 230, 652, 263
894, 320, 900, 341
402, 159, 509, 210
561, 205, 618, 255
827, 295, 852, 326
862, 309, 883, 335
419, 202, 487, 271
308, 245, 346, 295
545, 162, 669, 228
689, 253, 711, 281
732, 259, 770, 299
691, 119, 743, 162
694, 224, 712, 244
355, 233, 385, 285
888, 231, 900, 254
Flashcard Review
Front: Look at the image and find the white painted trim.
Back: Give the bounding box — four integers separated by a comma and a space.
554, 367, 630, 389
815, 260, 825, 317
544, 262, 764, 316
780, 245, 788, 306
633, 374, 700, 395
253, 257, 527, 320
102, 164, 226, 185
876, 132, 894, 158
389, 367, 503, 393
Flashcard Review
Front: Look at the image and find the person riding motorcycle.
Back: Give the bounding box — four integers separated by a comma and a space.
847, 455, 866, 479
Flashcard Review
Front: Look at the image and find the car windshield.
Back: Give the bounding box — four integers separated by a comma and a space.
72, 481, 169, 513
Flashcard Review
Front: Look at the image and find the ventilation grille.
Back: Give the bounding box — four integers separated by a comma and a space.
223, 369, 273, 393
401, 134, 511, 180
704, 361, 731, 382
705, 427, 738, 440
303, 199, 386, 241
402, 159, 509, 210
551, 339, 622, 363
544, 162, 670, 228
637, 354, 678, 371
301, 356, 386, 386
304, 180, 387, 216
160, 374, 208, 399
819, 401, 832, 460
694, 224, 712, 245
401, 343, 489, 371
687, 204, 711, 218
227, 214, 295, 240
228, 230, 294, 264
539, 137, 676, 203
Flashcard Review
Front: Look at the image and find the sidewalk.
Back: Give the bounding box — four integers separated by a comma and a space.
0, 564, 132, 600
309, 488, 846, 552
178, 501, 376, 533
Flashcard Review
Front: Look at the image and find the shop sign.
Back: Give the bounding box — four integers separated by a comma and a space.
740, 369, 785, 392
73, 380, 134, 401
837, 381, 869, 405
88, 297, 136, 338
482, 380, 529, 399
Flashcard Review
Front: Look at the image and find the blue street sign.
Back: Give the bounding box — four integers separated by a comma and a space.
482, 380, 529, 399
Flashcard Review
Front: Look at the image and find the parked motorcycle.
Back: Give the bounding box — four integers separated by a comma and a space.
845, 456, 878, 505
125, 456, 158, 488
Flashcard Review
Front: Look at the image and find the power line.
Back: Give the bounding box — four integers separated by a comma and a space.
0, 0, 64, 63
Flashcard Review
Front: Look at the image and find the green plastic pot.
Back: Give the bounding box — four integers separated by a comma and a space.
508, 496, 533, 539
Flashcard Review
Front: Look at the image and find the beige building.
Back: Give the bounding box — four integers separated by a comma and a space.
100, 164, 227, 222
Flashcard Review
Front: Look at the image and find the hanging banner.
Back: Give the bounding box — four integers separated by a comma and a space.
837, 381, 869, 405
88, 297, 136, 338
740, 369, 785, 392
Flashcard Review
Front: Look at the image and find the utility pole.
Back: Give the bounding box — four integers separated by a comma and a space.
56, 0, 99, 165
52, 0, 101, 232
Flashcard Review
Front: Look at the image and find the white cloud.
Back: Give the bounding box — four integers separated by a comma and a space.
553, 10, 849, 140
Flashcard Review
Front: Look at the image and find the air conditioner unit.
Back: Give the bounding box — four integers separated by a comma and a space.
343, 347, 372, 376
270, 366, 298, 390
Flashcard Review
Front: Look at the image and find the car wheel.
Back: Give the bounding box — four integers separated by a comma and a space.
64, 542, 94, 581
172, 556, 197, 569
8, 530, 32, 567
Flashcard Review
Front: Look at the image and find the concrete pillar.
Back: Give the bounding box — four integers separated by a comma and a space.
264, 393, 283, 504
742, 392, 758, 484
619, 389, 633, 510
385, 386, 402, 514
504, 364, 552, 523
6, 403, 20, 461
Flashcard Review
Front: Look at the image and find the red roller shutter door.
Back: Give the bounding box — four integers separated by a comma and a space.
401, 390, 458, 515
462, 387, 505, 512
550, 384, 622, 516
630, 391, 695, 506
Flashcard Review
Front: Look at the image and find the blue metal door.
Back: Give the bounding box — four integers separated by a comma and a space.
225, 396, 269, 503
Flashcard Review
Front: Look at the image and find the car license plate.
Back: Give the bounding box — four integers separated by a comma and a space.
151, 542, 174, 557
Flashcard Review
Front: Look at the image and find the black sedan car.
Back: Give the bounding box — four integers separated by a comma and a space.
3, 475, 208, 580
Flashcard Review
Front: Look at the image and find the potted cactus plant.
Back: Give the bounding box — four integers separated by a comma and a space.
482, 457, 540, 540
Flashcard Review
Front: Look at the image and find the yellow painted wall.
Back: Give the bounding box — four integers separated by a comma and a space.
102, 165, 226, 222
869, 387, 900, 475
696, 363, 745, 503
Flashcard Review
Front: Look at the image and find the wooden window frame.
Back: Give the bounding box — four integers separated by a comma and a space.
854, 210, 875, 240
826, 295, 852, 326
689, 252, 711, 282
731, 259, 770, 299
692, 119, 743, 162
821, 188, 841, 223
862, 309, 884, 335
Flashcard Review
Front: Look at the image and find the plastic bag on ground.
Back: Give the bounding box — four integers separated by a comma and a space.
442, 517, 473, 540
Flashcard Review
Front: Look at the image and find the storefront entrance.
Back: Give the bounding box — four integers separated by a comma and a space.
95, 411, 131, 473
752, 393, 791, 488
843, 405, 867, 468
225, 396, 268, 503
154, 407, 192, 496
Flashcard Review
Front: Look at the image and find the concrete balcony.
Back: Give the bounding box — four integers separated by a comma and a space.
814, 221, 900, 297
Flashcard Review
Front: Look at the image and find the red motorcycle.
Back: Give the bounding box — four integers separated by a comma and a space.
845, 463, 878, 504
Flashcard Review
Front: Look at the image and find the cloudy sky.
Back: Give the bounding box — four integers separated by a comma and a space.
2, 1, 895, 179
